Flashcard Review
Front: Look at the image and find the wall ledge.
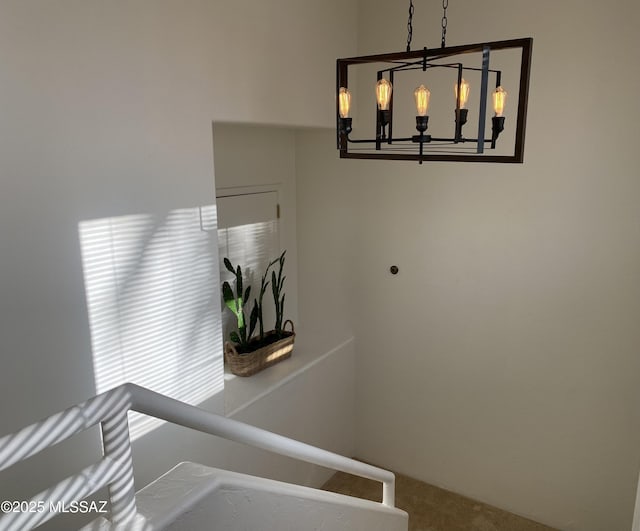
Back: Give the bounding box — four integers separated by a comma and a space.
224, 337, 355, 417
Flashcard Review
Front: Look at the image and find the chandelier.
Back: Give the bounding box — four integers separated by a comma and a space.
336, 0, 532, 163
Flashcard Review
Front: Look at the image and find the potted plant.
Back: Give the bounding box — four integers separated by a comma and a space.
222, 251, 295, 376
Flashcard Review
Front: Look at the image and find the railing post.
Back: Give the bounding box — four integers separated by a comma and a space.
382, 476, 396, 507
101, 408, 137, 525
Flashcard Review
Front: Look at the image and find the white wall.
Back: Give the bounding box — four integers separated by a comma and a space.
295, 1, 640, 529
130, 339, 357, 497
0, 1, 358, 527
295, 133, 358, 357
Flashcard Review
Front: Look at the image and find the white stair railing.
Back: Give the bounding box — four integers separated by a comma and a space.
0, 383, 395, 530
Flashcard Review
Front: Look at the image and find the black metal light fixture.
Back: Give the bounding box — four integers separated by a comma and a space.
337, 0, 532, 164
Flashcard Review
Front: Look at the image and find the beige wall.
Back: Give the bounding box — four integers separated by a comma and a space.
295, 0, 640, 529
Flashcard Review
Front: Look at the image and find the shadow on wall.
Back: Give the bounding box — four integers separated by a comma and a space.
78, 206, 224, 440
0, 385, 138, 530
0, 381, 228, 530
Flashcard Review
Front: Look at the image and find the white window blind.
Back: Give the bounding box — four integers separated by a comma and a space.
216, 190, 280, 346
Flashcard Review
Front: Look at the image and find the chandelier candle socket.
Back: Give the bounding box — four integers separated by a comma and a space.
413, 84, 431, 158
335, 0, 532, 163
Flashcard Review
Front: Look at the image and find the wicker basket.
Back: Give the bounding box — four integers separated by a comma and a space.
224, 320, 295, 377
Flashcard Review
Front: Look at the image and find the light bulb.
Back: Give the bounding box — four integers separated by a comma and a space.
454, 78, 470, 108
414, 85, 431, 116
338, 87, 351, 119
376, 79, 393, 111
493, 86, 507, 117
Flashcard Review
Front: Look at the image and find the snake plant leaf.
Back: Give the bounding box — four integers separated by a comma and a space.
271, 270, 278, 301
244, 286, 251, 307
222, 282, 238, 314
249, 301, 259, 339
230, 331, 241, 344
223, 257, 235, 274
236, 266, 243, 298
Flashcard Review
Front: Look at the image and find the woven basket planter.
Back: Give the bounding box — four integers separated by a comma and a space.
224, 320, 295, 377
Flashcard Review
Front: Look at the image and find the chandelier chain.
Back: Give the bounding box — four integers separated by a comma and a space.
406, 0, 414, 52
441, 0, 448, 48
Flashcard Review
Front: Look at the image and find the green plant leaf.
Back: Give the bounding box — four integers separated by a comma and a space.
249, 301, 259, 339
271, 270, 278, 303
236, 265, 243, 298
222, 282, 238, 314
244, 286, 251, 306
230, 331, 240, 344
223, 257, 235, 274
222, 281, 234, 303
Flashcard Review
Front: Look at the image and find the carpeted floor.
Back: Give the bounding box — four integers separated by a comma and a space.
322, 468, 558, 531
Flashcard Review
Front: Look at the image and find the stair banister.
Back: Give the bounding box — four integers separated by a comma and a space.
0, 383, 395, 530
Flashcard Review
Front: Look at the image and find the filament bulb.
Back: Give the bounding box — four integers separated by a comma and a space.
414, 85, 431, 116
454, 79, 470, 108
376, 79, 393, 111
493, 86, 507, 117
338, 87, 351, 119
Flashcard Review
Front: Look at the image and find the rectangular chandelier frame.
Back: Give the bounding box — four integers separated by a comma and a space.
337, 38, 533, 163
